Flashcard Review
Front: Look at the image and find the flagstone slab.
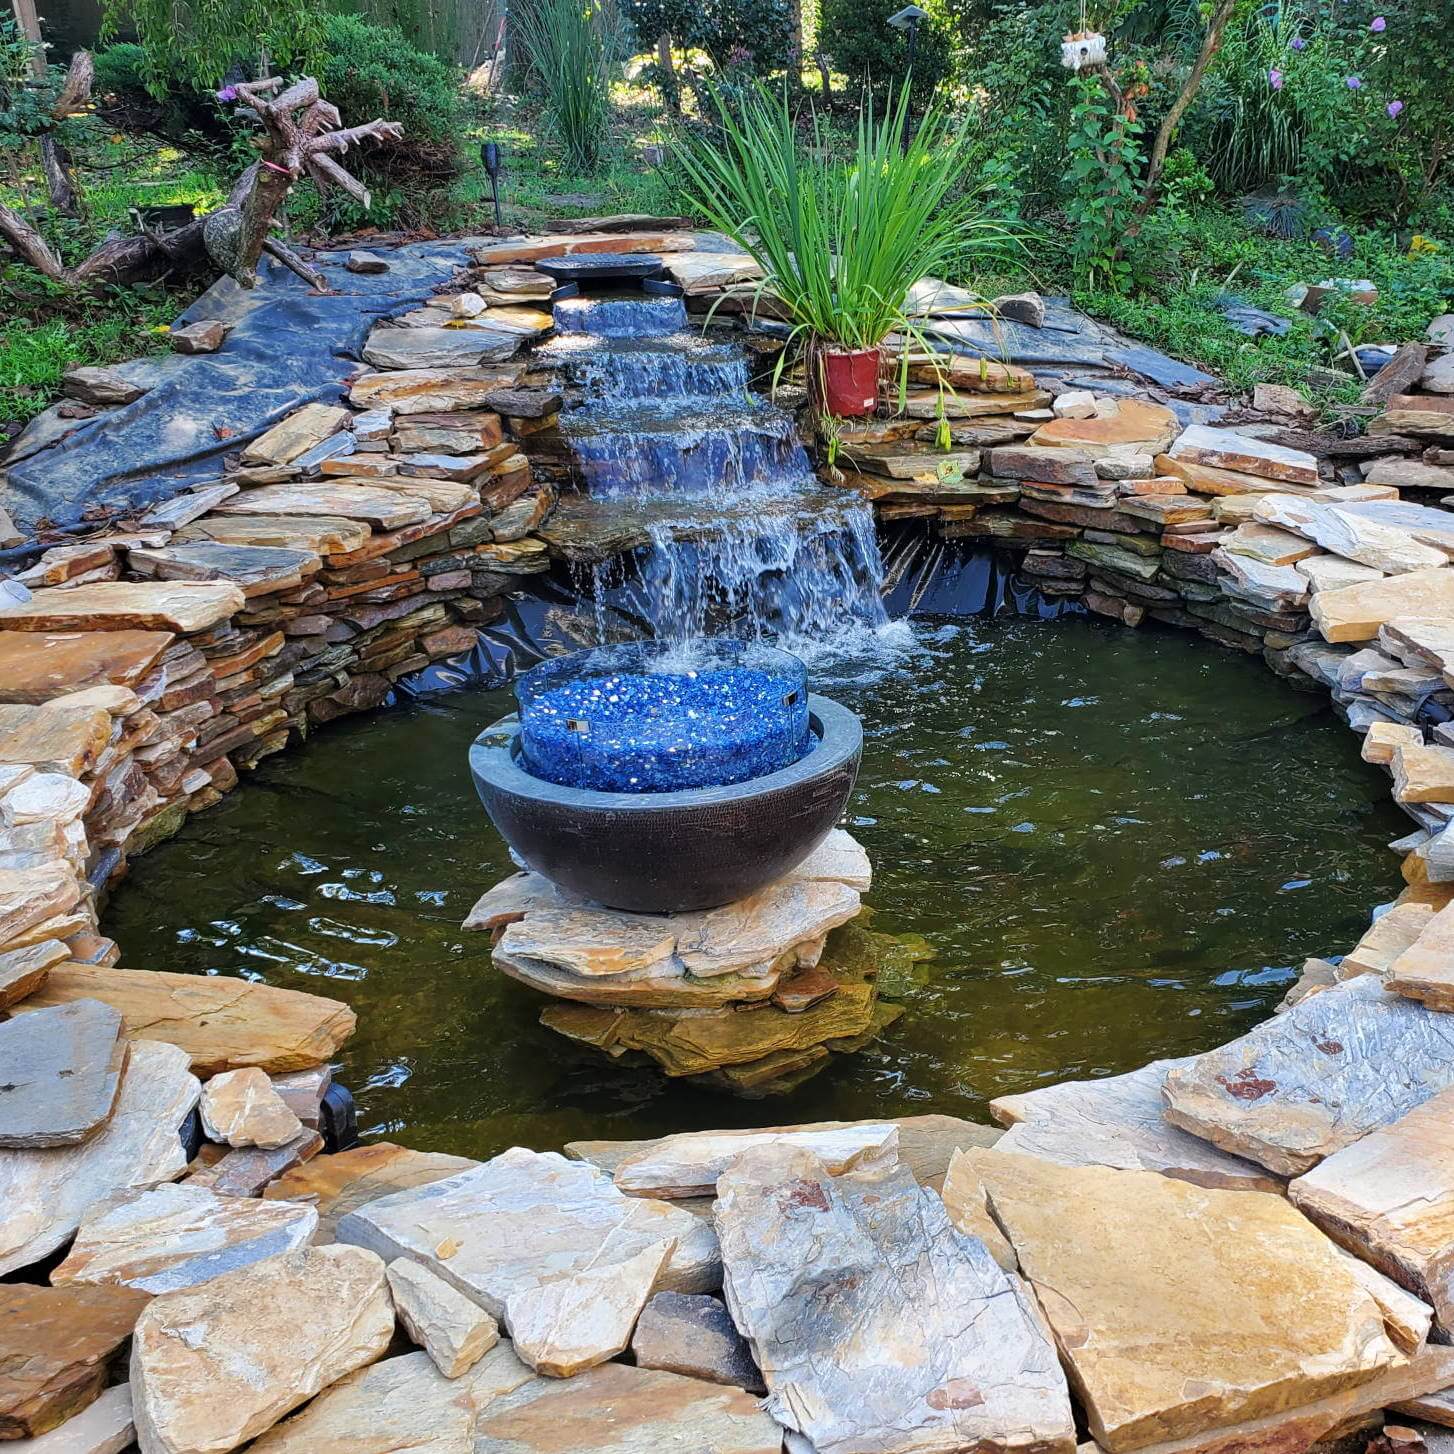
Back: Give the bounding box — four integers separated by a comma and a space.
1254, 496, 1447, 574
10, 1381, 136, 1453
1342, 901, 1435, 978
938, 1149, 1019, 1271
0, 939, 68, 1009
387, 1259, 499, 1378
1330, 1243, 1433, 1353
0, 1040, 199, 1275
0, 630, 172, 705
631, 1292, 764, 1392
1161, 976, 1454, 1176
1169, 426, 1320, 485
1030, 399, 1178, 452
969, 1148, 1399, 1453
262, 1141, 478, 1242
1290, 1085, 1454, 1336
0, 862, 83, 943
1388, 901, 1454, 1008
15, 962, 356, 1076
184, 1131, 322, 1197
126, 543, 321, 595
475, 1360, 778, 1454
1311, 570, 1454, 643
0, 999, 127, 1148
0, 583, 244, 634
0, 707, 112, 776
335, 1147, 720, 1323
240, 404, 353, 466
361, 326, 522, 371
0, 1284, 149, 1439
199, 1067, 303, 1149
246, 1346, 531, 1454
53, 1181, 317, 1294
613, 1122, 900, 1198
212, 483, 431, 530
174, 514, 371, 555
986, 1058, 1282, 1190
129, 1244, 394, 1454
1395, 746, 1454, 806
716, 1141, 1075, 1454
348, 366, 524, 415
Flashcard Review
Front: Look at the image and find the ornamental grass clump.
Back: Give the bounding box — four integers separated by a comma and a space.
514, 0, 625, 174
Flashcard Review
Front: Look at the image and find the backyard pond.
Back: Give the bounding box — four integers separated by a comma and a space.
104, 614, 1405, 1158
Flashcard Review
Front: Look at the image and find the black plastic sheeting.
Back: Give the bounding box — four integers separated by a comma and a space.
1, 241, 478, 543
393, 524, 1081, 699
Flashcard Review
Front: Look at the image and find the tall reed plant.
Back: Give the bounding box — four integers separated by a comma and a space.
514, 0, 624, 173
674, 83, 1021, 361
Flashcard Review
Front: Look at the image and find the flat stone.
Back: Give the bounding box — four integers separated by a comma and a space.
246, 1345, 531, 1454
0, 1285, 148, 1439
1254, 496, 1446, 574
1395, 1389, 1454, 1428
15, 962, 356, 1076
53, 1181, 317, 1293
199, 1067, 303, 1149
664, 250, 763, 294
269, 1066, 331, 1128
335, 1147, 719, 1324
345, 250, 389, 274
1341, 901, 1434, 978
174, 514, 371, 555
8, 1382, 135, 1453
631, 1292, 763, 1392
241, 404, 353, 466
0, 999, 127, 1148
506, 1238, 671, 1377
1365, 721, 1426, 766
0, 708, 111, 777
361, 326, 520, 371
1222, 523, 1320, 566
970, 1148, 1399, 1453
0, 583, 243, 634
938, 1149, 1018, 1270
61, 366, 144, 405
1312, 569, 1454, 643
169, 321, 227, 355
1162, 976, 1454, 1176
1031, 399, 1179, 452
613, 1121, 900, 1198
130, 1244, 394, 1454
1367, 457, 1454, 491
1387, 900, 1454, 1007
0, 1040, 199, 1275
987, 1058, 1282, 1190
348, 366, 523, 416
1298, 555, 1386, 593
184, 1131, 323, 1197
1169, 425, 1320, 485
387, 1258, 499, 1378
987, 445, 1099, 486
716, 1142, 1074, 1454
263, 1141, 477, 1241
1394, 745, 1454, 806
474, 1360, 780, 1454
0, 940, 68, 1009
0, 630, 171, 705
127, 542, 319, 595
212, 483, 430, 531
1330, 1244, 1434, 1354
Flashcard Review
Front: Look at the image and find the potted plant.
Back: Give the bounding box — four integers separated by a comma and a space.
675, 81, 1019, 418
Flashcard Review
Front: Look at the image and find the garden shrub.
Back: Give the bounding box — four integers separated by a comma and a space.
624, 0, 794, 73
816, 0, 955, 105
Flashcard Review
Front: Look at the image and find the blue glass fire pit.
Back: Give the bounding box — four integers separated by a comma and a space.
516, 640, 810, 794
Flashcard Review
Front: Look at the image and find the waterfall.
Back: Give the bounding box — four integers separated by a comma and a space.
542, 293, 891, 650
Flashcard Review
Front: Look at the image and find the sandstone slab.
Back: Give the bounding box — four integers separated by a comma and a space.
716, 1141, 1075, 1454
1030, 399, 1178, 452
16, 962, 356, 1076
241, 404, 353, 466
0, 940, 68, 1008
1312, 570, 1454, 643
987, 1058, 1281, 1189
0, 1040, 199, 1275
970, 1148, 1399, 1453
212, 482, 431, 530
1161, 976, 1454, 1175
387, 1258, 499, 1378
8, 1381, 135, 1453
631, 1292, 763, 1392
0, 1285, 148, 1439
1388, 900, 1454, 1008
348, 367, 523, 415
0, 631, 171, 705
129, 1245, 394, 1454
938, 1149, 1018, 1271
1254, 495, 1446, 574
174, 514, 370, 555
1169, 426, 1320, 485
0, 998, 127, 1148
362, 325, 521, 370
1395, 746, 1454, 807
335, 1147, 719, 1322
198, 1067, 302, 1149
0, 583, 243, 634
53, 1182, 318, 1294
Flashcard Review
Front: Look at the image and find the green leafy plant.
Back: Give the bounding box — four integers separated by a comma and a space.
1062, 73, 1142, 292
513, 0, 625, 173
623, 0, 794, 74
816, 0, 956, 106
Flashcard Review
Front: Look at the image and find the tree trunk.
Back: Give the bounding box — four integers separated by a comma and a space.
656, 32, 680, 113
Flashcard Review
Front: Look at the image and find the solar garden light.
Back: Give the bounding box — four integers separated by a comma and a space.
482, 142, 503, 230
887, 5, 928, 152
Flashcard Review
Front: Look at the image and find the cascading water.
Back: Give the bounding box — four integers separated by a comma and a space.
541, 292, 894, 656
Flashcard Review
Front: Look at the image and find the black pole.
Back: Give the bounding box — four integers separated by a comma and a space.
899, 20, 919, 154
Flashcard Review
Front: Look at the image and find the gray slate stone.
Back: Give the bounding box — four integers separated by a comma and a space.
0, 999, 127, 1148
631, 1292, 764, 1393
1163, 976, 1454, 1176
715, 1142, 1076, 1454
361, 325, 519, 371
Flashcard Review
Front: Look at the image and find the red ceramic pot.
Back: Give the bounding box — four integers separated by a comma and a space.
820, 346, 880, 417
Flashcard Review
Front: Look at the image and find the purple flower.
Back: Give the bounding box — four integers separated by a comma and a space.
1370, 15, 1386, 31
1290, 35, 1306, 48
1387, 98, 1404, 117
216, 84, 238, 102
1268, 67, 1284, 89
1345, 74, 1362, 89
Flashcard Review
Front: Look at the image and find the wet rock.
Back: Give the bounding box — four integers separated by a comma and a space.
199, 1067, 303, 1150
0, 999, 127, 1148
987, 1058, 1283, 1190
52, 1182, 318, 1294
715, 1142, 1075, 1454
472, 1361, 782, 1454
1311, 569, 1454, 643
0, 1040, 199, 1275
969, 1147, 1400, 1453
1162, 976, 1454, 1176
246, 1345, 532, 1454
1290, 1085, 1454, 1338
10, 1381, 135, 1453
506, 1238, 672, 1377
386, 1258, 499, 1378
241, 404, 353, 466
613, 1122, 899, 1199
335, 1147, 719, 1323
129, 1245, 395, 1454
631, 1292, 764, 1393
0, 1284, 148, 1439
15, 962, 356, 1076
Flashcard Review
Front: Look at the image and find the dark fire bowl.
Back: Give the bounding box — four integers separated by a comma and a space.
469, 693, 863, 913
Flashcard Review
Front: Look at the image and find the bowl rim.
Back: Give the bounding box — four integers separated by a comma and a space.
470, 692, 862, 813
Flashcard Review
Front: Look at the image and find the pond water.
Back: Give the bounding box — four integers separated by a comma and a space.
104, 614, 1404, 1158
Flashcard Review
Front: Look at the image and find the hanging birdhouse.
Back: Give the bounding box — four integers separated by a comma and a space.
1060, 31, 1107, 70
